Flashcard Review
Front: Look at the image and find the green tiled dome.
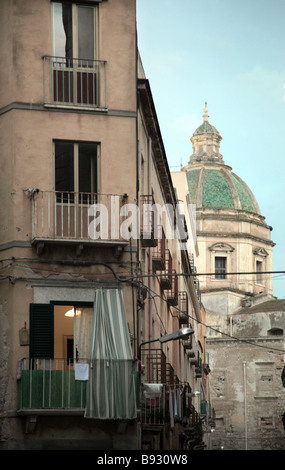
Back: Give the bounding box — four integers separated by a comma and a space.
193, 121, 220, 136
186, 166, 260, 214
185, 104, 261, 215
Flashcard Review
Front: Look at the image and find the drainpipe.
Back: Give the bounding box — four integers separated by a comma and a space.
242, 361, 248, 450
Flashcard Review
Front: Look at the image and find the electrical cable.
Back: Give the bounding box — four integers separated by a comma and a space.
139, 280, 285, 354
1, 257, 285, 353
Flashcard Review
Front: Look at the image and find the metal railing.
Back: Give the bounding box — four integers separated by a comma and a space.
43, 56, 107, 109
140, 195, 158, 247
152, 227, 166, 271
141, 382, 200, 428
31, 190, 127, 242
17, 358, 88, 410
141, 348, 167, 384
165, 269, 178, 306
178, 291, 189, 325
158, 249, 173, 290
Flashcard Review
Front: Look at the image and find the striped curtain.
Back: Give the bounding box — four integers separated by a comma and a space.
85, 288, 137, 419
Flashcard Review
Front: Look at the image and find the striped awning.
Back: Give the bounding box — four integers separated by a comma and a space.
85, 288, 137, 419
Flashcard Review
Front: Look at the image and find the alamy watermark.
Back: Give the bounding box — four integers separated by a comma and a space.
88, 196, 196, 250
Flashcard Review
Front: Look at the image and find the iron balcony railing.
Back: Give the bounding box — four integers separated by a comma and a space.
177, 291, 189, 325
165, 269, 178, 306
17, 358, 88, 410
43, 56, 107, 110
158, 249, 173, 290
141, 381, 200, 428
141, 348, 167, 384
152, 227, 166, 271
31, 190, 127, 243
140, 195, 158, 247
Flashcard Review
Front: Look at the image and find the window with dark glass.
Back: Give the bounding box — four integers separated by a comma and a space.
55, 141, 98, 202
256, 260, 262, 283
52, 2, 98, 106
215, 256, 227, 279
54, 141, 98, 238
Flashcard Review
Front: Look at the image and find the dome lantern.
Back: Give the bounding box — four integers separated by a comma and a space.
190, 103, 223, 165
184, 104, 261, 215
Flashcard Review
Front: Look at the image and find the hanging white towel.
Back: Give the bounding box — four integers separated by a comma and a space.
75, 363, 89, 381
143, 383, 163, 397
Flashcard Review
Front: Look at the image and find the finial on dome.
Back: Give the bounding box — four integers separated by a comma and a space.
203, 102, 209, 122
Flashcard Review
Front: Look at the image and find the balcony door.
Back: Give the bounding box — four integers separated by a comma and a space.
52, 2, 98, 106
54, 141, 98, 238
30, 302, 93, 367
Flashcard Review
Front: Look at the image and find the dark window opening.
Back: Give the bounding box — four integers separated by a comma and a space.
215, 256, 227, 279
67, 337, 74, 364
256, 260, 262, 283
78, 143, 98, 203
55, 141, 75, 202
55, 141, 98, 203
268, 328, 283, 336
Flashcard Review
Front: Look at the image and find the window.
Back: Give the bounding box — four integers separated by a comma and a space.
256, 260, 262, 283
30, 302, 93, 363
54, 141, 98, 237
53, 3, 97, 62
215, 256, 227, 279
29, 290, 137, 419
51, 2, 99, 106
55, 141, 98, 200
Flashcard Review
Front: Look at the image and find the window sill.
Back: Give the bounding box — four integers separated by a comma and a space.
44, 103, 108, 113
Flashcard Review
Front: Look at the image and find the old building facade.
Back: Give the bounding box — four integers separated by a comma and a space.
172, 104, 285, 450
0, 0, 210, 450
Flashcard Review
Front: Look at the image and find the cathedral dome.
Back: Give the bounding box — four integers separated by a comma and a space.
185, 165, 261, 214
193, 121, 220, 137
184, 103, 261, 215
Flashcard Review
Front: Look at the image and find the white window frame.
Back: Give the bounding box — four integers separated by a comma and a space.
209, 242, 234, 282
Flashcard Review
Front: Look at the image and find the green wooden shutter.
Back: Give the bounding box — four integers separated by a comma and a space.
30, 304, 54, 359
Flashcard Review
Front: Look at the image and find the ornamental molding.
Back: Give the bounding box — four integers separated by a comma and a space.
208, 242, 235, 252
253, 248, 269, 258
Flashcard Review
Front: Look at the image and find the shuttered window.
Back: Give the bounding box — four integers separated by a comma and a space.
30, 304, 54, 359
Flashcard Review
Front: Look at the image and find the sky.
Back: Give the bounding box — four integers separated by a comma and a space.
136, 0, 285, 299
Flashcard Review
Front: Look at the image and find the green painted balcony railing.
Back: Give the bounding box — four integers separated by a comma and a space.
18, 369, 87, 410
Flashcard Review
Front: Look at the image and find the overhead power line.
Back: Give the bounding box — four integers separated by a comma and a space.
133, 271, 285, 279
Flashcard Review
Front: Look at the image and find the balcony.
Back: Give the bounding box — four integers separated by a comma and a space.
177, 291, 189, 325
141, 383, 166, 426
17, 358, 87, 414
165, 270, 178, 306
140, 195, 158, 247
185, 338, 202, 374
139, 351, 202, 430
152, 228, 166, 271
195, 354, 203, 378
31, 190, 129, 253
141, 381, 201, 429
166, 363, 174, 385
141, 348, 166, 384
157, 249, 172, 290
43, 56, 107, 110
